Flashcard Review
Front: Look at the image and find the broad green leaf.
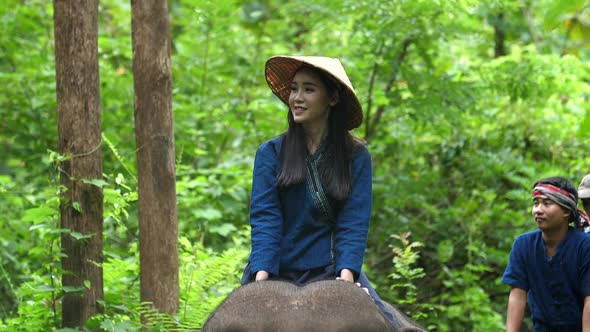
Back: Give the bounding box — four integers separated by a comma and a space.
208, 223, 237, 237
22, 206, 55, 223
70, 232, 95, 241
34, 284, 57, 292
82, 178, 109, 188
543, 0, 587, 28
192, 207, 222, 220
62, 286, 84, 293
179, 236, 192, 251
85, 314, 103, 330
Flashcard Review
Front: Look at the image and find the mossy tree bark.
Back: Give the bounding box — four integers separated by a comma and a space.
54, 0, 104, 328
131, 0, 179, 317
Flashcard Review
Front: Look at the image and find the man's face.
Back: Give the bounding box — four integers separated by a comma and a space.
582, 198, 590, 215
532, 197, 570, 232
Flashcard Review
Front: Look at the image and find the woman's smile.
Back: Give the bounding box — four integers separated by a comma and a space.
292, 106, 306, 114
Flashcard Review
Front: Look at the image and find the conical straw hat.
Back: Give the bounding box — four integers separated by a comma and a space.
265, 55, 363, 130
579, 174, 590, 199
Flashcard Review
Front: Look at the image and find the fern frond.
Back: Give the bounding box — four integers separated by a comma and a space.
179, 246, 248, 329
102, 133, 137, 182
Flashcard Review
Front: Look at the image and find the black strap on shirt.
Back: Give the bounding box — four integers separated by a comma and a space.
305, 140, 336, 224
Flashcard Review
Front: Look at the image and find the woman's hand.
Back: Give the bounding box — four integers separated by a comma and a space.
336, 268, 355, 283
255, 270, 269, 281
336, 268, 369, 295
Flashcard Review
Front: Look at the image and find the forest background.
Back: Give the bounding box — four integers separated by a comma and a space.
1, 0, 589, 331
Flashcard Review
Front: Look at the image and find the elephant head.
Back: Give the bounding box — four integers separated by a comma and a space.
202, 279, 427, 332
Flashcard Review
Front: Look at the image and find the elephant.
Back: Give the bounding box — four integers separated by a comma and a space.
202, 279, 428, 332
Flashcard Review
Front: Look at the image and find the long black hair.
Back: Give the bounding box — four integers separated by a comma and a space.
276, 66, 362, 201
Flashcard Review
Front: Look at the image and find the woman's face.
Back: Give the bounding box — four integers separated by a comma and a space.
288, 68, 337, 128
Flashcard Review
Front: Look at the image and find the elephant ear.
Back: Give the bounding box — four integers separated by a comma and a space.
202, 279, 397, 332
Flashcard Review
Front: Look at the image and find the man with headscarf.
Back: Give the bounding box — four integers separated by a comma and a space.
502, 176, 590, 332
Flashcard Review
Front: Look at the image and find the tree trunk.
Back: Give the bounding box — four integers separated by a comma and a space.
131, 0, 179, 316
53, 0, 103, 328
493, 13, 507, 58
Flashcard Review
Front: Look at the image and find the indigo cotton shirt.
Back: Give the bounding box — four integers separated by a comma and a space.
247, 136, 372, 279
502, 228, 590, 329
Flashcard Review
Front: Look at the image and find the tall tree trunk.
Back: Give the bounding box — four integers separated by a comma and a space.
131, 0, 179, 316
53, 0, 103, 328
493, 13, 507, 58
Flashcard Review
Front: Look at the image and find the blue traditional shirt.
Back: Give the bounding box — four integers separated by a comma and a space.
502, 227, 590, 330
247, 135, 372, 279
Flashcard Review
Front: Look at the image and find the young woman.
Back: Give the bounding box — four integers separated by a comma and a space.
241, 55, 398, 326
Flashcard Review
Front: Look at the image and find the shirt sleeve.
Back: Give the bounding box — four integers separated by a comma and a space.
579, 236, 590, 296
502, 236, 529, 291
248, 142, 283, 276
334, 145, 372, 278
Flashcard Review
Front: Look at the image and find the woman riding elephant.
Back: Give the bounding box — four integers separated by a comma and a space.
241, 55, 399, 327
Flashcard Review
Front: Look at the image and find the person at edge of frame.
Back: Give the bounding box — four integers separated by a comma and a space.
578, 174, 590, 233
502, 176, 590, 332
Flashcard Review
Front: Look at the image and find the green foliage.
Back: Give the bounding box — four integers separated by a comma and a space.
178, 237, 248, 328
176, 163, 251, 249
387, 233, 430, 322
1, 233, 247, 331
389, 233, 426, 305
0, 273, 59, 331
1, 0, 589, 330
85, 241, 247, 331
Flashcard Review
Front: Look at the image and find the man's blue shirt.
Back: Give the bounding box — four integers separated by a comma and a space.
247, 136, 372, 278
502, 227, 590, 329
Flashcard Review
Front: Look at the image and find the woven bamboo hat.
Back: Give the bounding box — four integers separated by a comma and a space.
579, 174, 590, 199
265, 55, 363, 130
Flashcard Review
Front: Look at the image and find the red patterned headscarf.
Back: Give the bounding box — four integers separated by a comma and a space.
533, 183, 588, 229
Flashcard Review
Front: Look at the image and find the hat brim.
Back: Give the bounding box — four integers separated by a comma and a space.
265, 56, 363, 131
579, 189, 590, 199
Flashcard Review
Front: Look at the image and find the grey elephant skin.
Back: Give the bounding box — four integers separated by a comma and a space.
202, 280, 427, 332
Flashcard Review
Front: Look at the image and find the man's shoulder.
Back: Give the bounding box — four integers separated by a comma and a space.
516, 229, 542, 241
568, 228, 590, 245
569, 227, 590, 237
511, 230, 542, 251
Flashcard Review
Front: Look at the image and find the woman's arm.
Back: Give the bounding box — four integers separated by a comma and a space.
334, 146, 372, 280
506, 287, 527, 332
249, 142, 283, 277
